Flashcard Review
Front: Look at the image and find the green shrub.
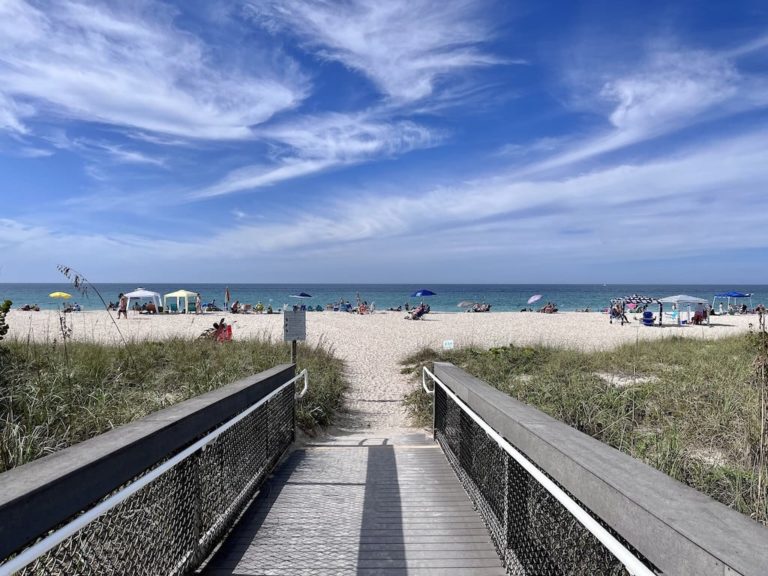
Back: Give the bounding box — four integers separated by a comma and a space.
0, 337, 346, 472
402, 336, 767, 524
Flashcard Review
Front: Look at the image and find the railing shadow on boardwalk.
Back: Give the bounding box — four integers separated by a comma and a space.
356, 445, 406, 576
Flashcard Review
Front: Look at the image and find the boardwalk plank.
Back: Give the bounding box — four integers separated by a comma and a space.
201, 433, 505, 576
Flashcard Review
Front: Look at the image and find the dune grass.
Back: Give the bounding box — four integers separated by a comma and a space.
402, 334, 768, 525
0, 337, 346, 473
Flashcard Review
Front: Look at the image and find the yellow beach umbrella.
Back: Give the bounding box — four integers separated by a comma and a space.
49, 292, 72, 299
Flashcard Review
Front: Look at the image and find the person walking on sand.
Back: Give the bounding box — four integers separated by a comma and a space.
195, 293, 202, 315
117, 293, 128, 319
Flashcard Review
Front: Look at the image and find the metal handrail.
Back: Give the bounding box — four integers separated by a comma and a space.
295, 368, 309, 399
422, 366, 436, 394
0, 370, 309, 576
422, 367, 654, 576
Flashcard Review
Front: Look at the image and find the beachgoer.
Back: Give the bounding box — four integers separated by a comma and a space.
195, 293, 202, 315
118, 293, 128, 319
231, 300, 240, 314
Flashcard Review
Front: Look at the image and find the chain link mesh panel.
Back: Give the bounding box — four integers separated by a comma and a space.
434, 385, 653, 576
11, 383, 295, 576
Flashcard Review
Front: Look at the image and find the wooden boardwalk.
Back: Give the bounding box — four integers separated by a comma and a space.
202, 431, 505, 576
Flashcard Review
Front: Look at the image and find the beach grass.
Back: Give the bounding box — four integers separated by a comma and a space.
402, 334, 768, 525
0, 337, 346, 473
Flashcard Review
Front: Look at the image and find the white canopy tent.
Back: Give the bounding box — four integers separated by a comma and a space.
164, 289, 196, 313
657, 294, 710, 326
124, 288, 162, 313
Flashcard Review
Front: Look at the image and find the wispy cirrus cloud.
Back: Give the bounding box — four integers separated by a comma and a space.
250, 0, 511, 103
193, 113, 440, 197
47, 133, 167, 167
4, 126, 768, 280
0, 0, 307, 140
204, 126, 768, 255
518, 43, 768, 176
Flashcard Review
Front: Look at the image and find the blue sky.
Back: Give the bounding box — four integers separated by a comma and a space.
1, 0, 767, 283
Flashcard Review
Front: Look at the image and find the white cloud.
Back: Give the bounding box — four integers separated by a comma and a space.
43, 132, 165, 168
4, 127, 768, 280
193, 113, 439, 197
521, 45, 764, 175
0, 92, 29, 134
601, 49, 737, 134
193, 126, 768, 259
0, 0, 307, 139
251, 0, 507, 102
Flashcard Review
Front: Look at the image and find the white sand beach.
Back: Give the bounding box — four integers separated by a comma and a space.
6, 310, 756, 428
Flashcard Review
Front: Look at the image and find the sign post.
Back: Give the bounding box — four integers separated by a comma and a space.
283, 308, 307, 364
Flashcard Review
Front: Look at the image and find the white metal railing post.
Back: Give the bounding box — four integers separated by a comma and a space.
422, 367, 654, 576
422, 366, 436, 438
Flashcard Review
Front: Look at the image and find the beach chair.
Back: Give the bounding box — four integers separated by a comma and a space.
215, 325, 233, 342
243, 304, 253, 314
642, 311, 656, 326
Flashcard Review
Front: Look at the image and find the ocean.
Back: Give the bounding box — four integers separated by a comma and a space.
1, 284, 766, 313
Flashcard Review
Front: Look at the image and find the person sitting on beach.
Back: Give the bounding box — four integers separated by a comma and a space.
406, 303, 426, 320
231, 300, 241, 314
118, 293, 128, 319
741, 303, 748, 314
539, 302, 558, 314
144, 302, 157, 314
266, 305, 273, 314
255, 301, 264, 313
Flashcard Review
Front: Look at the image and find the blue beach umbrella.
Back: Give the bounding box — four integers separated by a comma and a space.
290, 292, 312, 299
411, 289, 436, 298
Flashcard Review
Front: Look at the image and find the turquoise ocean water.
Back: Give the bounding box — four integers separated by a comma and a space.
1, 284, 766, 312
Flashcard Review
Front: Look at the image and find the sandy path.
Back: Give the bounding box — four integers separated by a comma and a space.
6, 310, 755, 429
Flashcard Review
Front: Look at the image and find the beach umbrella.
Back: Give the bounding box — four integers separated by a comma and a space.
411, 289, 436, 297
49, 292, 72, 299
225, 286, 231, 303
527, 294, 542, 305
457, 300, 475, 308
290, 292, 312, 299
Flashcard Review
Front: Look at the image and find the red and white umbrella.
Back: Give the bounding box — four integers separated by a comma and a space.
527, 294, 543, 305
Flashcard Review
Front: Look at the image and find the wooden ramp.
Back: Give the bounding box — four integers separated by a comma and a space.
202, 431, 505, 576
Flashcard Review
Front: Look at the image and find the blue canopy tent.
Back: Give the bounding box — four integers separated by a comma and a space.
712, 291, 753, 313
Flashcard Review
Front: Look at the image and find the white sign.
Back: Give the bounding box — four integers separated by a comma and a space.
283, 309, 306, 341
442, 339, 454, 350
